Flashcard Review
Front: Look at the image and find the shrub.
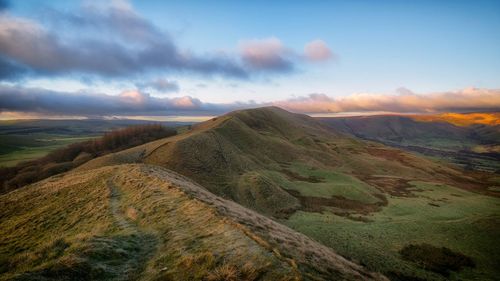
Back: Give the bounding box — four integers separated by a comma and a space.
400, 243, 475, 276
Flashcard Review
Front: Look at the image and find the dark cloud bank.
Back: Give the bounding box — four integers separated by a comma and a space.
0, 1, 331, 82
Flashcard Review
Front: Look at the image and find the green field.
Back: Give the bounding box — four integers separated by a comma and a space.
283, 181, 500, 280
0, 119, 192, 168
0, 134, 96, 167
266, 162, 383, 204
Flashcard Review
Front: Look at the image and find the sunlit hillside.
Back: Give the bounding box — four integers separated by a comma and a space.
411, 112, 500, 126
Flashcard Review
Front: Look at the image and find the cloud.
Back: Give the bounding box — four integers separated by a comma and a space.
0, 1, 334, 82
304, 40, 333, 61
0, 56, 27, 79
136, 78, 179, 93
238, 38, 334, 72
0, 2, 248, 80
1, 85, 498, 118
274, 88, 500, 113
0, 85, 252, 116
239, 37, 294, 72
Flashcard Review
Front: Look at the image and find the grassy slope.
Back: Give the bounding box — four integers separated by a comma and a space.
76, 107, 500, 279
285, 181, 500, 281
411, 112, 500, 126
318, 114, 500, 172
0, 164, 385, 281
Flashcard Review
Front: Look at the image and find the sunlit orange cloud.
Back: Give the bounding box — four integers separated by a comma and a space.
273, 88, 500, 114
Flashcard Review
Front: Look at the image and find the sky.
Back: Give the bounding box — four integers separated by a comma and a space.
0, 0, 499, 120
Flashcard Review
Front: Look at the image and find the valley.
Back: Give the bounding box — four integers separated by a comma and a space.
318, 113, 500, 172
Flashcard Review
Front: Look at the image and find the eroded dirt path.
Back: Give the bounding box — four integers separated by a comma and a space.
107, 178, 135, 231
103, 177, 157, 281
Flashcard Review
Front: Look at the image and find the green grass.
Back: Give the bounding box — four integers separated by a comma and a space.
0, 134, 96, 167
266, 162, 383, 204
283, 181, 500, 280
401, 137, 475, 151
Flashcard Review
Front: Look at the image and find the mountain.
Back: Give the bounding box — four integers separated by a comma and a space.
75, 107, 500, 280
318, 113, 500, 172
79, 107, 497, 211
5, 107, 499, 280
0, 164, 385, 281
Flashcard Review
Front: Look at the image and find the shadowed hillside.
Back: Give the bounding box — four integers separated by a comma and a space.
0, 164, 386, 281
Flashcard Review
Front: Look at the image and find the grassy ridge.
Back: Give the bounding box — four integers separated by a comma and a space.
0, 164, 385, 281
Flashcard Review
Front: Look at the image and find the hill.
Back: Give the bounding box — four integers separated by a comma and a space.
318, 114, 500, 172
0, 164, 385, 281
77, 107, 500, 280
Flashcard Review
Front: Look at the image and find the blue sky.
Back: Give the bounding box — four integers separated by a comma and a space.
0, 0, 499, 118
136, 0, 500, 92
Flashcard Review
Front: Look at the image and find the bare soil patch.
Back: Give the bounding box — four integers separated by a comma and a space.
286, 189, 385, 216
280, 168, 325, 183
